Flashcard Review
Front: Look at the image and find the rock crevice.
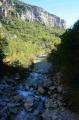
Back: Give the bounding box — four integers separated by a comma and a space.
0, 0, 66, 28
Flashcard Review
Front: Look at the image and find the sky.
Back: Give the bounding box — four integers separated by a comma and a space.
21, 0, 79, 28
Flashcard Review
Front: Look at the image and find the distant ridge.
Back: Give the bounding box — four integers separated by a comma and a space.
0, 0, 66, 28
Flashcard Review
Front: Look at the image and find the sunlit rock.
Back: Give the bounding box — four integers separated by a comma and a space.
0, 0, 66, 28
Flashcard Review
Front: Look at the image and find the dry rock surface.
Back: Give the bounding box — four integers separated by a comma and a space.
0, 0, 66, 28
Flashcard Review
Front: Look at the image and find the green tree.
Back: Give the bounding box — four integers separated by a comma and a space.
0, 37, 8, 61
50, 20, 79, 87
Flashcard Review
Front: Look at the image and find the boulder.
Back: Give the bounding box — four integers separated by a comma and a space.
38, 86, 45, 94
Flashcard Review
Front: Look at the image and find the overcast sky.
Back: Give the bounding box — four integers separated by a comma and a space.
22, 0, 79, 28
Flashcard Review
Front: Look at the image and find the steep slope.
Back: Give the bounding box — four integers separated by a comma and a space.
48, 20, 79, 113
0, 0, 66, 28
0, 0, 65, 67
0, 17, 64, 66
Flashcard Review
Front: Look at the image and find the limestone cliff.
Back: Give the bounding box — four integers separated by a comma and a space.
0, 0, 66, 28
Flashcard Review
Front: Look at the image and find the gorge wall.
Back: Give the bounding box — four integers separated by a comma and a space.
0, 0, 66, 28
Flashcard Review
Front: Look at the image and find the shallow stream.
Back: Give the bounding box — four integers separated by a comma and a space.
15, 55, 79, 120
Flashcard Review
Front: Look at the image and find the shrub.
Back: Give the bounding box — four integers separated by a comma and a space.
49, 20, 79, 87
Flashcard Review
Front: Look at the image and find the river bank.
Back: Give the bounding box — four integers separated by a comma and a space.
0, 56, 79, 120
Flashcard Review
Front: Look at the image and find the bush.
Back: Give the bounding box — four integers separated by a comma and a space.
0, 17, 64, 66
0, 37, 8, 60
49, 20, 79, 87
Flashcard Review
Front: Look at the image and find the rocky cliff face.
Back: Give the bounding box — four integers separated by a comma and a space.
0, 0, 66, 28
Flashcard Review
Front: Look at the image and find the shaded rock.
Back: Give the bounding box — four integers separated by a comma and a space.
38, 86, 45, 94
25, 84, 29, 90
43, 79, 52, 88
24, 96, 35, 111
42, 109, 53, 120
49, 86, 56, 91
42, 109, 79, 120
57, 85, 64, 93
45, 98, 54, 109
14, 73, 20, 80
15, 110, 28, 120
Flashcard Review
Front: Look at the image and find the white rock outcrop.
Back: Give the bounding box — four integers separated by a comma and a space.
0, 0, 66, 28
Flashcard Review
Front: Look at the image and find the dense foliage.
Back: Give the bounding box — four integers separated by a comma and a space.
49, 20, 79, 88
48, 20, 79, 112
0, 17, 64, 67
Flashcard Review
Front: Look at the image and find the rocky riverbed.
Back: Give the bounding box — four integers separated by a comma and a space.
0, 56, 79, 120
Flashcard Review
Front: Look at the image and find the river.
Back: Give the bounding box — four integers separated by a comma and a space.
15, 55, 79, 120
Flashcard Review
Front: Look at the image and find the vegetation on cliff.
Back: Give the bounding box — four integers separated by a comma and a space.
0, 17, 64, 67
